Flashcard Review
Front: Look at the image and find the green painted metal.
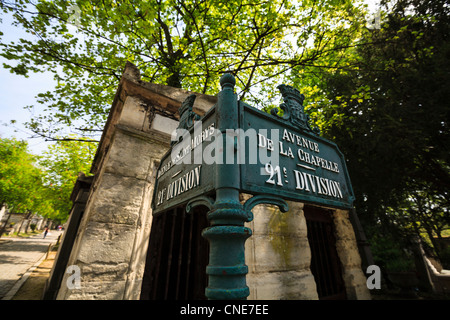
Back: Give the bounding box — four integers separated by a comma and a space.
151, 73, 355, 300
202, 74, 255, 300
187, 74, 288, 300
151, 102, 216, 216
239, 100, 355, 209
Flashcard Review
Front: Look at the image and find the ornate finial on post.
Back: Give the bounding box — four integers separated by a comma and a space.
277, 84, 305, 108
172, 94, 201, 146
220, 73, 236, 91
177, 94, 200, 131
271, 84, 320, 134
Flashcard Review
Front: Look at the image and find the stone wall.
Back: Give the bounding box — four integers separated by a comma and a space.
56, 62, 216, 300
244, 195, 370, 300
245, 198, 319, 299
333, 209, 371, 299
56, 106, 172, 299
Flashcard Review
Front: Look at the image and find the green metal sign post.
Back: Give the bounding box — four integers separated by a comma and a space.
152, 73, 354, 300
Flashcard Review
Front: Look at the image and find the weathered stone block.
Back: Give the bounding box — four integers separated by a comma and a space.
332, 209, 371, 299
76, 222, 136, 265
104, 130, 160, 181
65, 280, 127, 300
245, 198, 315, 299
333, 209, 357, 241
247, 271, 318, 300
81, 262, 129, 281
250, 201, 305, 237
150, 114, 178, 135
342, 269, 372, 300
119, 96, 147, 130
89, 173, 145, 226
249, 234, 311, 272
335, 239, 363, 268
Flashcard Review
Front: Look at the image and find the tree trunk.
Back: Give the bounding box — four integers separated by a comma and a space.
0, 212, 11, 239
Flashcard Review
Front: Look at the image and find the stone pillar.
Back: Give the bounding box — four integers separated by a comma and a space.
53, 61, 217, 300
333, 209, 371, 300
245, 198, 318, 299
56, 112, 171, 300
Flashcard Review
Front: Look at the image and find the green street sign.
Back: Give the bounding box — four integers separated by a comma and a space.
152, 78, 355, 215
150, 74, 355, 300
238, 100, 355, 209
152, 97, 217, 216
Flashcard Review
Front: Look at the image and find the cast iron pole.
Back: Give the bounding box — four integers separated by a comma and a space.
202, 73, 252, 300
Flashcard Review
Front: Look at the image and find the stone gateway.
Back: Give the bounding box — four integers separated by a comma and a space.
44, 62, 372, 300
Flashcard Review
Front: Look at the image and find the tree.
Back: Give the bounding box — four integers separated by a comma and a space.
294, 0, 450, 258
0, 137, 53, 215
0, 135, 95, 233
38, 136, 96, 221
0, 0, 370, 141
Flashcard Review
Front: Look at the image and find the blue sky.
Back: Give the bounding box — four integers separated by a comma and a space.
0, 12, 56, 155
0, 57, 56, 155
0, 0, 380, 156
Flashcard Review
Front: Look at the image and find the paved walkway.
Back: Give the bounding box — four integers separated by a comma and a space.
0, 230, 62, 299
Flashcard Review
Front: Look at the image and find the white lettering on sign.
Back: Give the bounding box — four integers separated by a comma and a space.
157, 123, 215, 180
156, 165, 202, 207
297, 148, 339, 173
264, 163, 283, 186
293, 169, 343, 199
154, 121, 349, 208
282, 128, 319, 152
258, 129, 339, 173
258, 127, 347, 201
257, 133, 275, 151
263, 163, 344, 200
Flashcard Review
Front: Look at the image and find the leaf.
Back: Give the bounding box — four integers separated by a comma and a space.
1, 0, 368, 140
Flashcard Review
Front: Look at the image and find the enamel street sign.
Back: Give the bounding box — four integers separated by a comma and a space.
152, 79, 355, 215
238, 99, 355, 209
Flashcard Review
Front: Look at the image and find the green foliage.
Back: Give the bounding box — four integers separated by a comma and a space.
293, 0, 450, 259
39, 136, 96, 221
370, 230, 415, 272
0, 137, 52, 214
0, 0, 369, 140
0, 136, 96, 222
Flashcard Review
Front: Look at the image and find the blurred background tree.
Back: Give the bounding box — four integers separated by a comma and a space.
292, 0, 450, 267
0, 137, 52, 215
38, 136, 96, 222
0, 136, 94, 223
